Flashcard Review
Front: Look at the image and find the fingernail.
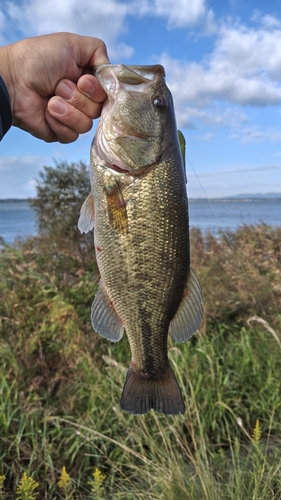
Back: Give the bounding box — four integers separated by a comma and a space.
49, 98, 67, 115
56, 81, 74, 100
80, 77, 96, 95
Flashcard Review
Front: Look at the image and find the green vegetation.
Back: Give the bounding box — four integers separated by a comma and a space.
0, 162, 281, 498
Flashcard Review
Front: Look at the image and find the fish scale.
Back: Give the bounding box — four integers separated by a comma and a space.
78, 63, 203, 415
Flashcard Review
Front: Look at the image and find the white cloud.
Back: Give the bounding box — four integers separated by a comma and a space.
130, 0, 210, 28
2, 0, 281, 142
159, 19, 281, 131
174, 103, 248, 129
0, 12, 6, 43
213, 24, 281, 83
3, 0, 133, 59
197, 132, 214, 142
0, 155, 47, 170
162, 21, 281, 109
231, 126, 281, 144
2, 0, 212, 57
252, 11, 281, 29
23, 179, 37, 196
0, 155, 50, 198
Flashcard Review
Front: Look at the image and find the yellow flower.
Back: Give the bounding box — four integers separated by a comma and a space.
93, 468, 105, 487
252, 419, 261, 444
16, 472, 39, 500
0, 475, 5, 491
88, 467, 106, 496
58, 466, 71, 490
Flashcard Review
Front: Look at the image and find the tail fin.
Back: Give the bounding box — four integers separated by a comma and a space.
120, 364, 185, 415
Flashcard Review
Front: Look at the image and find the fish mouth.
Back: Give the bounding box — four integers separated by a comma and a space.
106, 163, 131, 175
93, 63, 165, 87
104, 160, 157, 178
104, 159, 157, 178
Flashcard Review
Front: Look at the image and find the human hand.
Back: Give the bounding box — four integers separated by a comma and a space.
0, 32, 109, 143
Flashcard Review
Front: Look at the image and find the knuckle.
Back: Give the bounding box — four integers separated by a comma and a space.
69, 90, 85, 108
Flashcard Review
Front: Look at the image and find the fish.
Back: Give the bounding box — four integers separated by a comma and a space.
78, 64, 203, 415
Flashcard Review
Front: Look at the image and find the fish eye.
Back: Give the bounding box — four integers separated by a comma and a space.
152, 95, 167, 110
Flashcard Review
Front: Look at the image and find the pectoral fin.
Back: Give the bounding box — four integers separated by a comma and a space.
91, 281, 124, 342
169, 267, 203, 343
104, 180, 128, 235
78, 193, 95, 233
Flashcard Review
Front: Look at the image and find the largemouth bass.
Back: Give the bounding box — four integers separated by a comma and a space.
78, 64, 203, 415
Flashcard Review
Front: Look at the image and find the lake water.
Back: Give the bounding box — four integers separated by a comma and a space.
0, 199, 280, 245
189, 199, 281, 235
0, 201, 37, 245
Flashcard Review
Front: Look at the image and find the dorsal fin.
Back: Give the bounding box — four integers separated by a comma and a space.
178, 130, 187, 183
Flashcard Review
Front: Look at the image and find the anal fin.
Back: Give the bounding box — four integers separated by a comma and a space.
78, 193, 95, 234
169, 266, 203, 343
91, 281, 124, 342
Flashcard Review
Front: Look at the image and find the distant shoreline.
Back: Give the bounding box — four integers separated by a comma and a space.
1, 196, 281, 203
0, 199, 29, 203
189, 197, 281, 202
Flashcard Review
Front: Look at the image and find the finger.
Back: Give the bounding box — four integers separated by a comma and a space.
55, 79, 104, 119
45, 108, 79, 144
47, 95, 95, 135
45, 105, 83, 144
77, 74, 107, 103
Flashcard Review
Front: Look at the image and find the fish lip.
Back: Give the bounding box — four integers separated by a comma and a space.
93, 63, 165, 81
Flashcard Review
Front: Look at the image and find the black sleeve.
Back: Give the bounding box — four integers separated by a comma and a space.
0, 76, 12, 141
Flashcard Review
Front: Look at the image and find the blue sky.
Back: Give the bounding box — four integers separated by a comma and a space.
1, 0, 281, 198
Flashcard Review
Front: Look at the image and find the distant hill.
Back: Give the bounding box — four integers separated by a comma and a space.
190, 193, 281, 201
225, 193, 281, 200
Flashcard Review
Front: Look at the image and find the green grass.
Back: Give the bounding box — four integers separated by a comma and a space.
0, 224, 281, 498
